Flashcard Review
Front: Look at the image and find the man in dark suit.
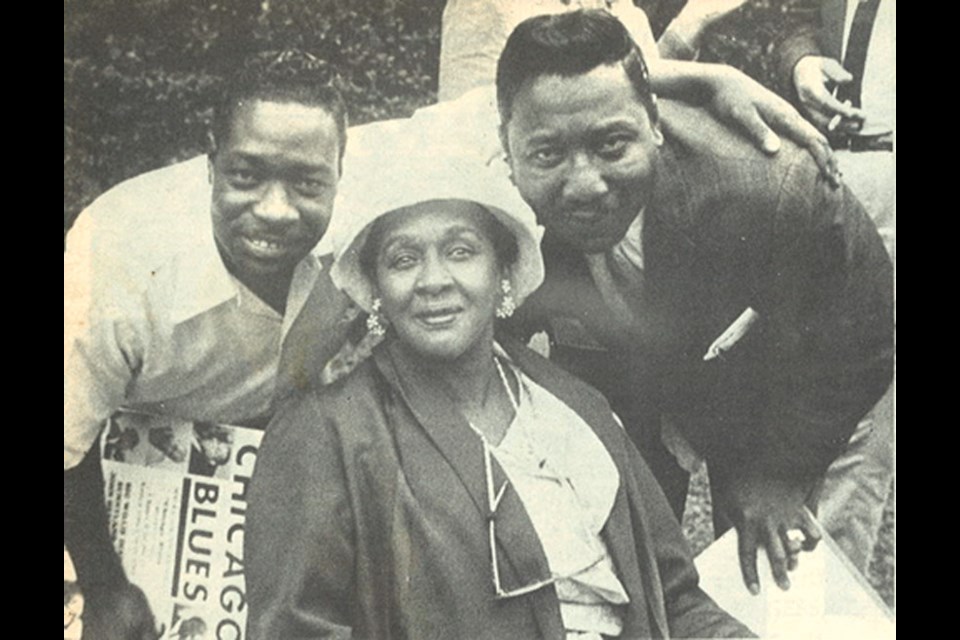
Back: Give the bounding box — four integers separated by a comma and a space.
774, 0, 895, 575
497, 10, 893, 594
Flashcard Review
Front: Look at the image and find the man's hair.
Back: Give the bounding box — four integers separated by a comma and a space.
496, 10, 657, 124
211, 50, 348, 161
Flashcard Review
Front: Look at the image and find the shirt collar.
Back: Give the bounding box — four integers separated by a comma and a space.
609, 209, 645, 272
168, 220, 236, 324
280, 255, 323, 337
167, 205, 323, 326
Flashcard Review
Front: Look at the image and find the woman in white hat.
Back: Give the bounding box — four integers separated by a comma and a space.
245, 153, 751, 639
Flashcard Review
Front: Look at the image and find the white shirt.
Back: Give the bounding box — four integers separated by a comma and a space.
64, 156, 323, 469
438, 0, 658, 102
489, 359, 629, 638
842, 0, 895, 135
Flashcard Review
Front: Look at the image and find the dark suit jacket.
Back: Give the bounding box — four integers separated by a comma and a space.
775, 0, 848, 101
245, 337, 753, 639
511, 101, 894, 484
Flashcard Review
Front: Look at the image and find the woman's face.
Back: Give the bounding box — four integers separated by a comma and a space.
372, 200, 505, 363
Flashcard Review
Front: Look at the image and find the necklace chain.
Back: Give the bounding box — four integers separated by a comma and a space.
467, 357, 519, 445
494, 356, 520, 412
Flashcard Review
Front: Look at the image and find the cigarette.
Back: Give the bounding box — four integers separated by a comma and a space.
827, 100, 853, 132
703, 307, 760, 361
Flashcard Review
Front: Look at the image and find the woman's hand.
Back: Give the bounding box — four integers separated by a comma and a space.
652, 60, 840, 187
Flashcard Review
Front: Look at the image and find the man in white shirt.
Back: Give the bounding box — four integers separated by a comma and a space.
64, 50, 357, 637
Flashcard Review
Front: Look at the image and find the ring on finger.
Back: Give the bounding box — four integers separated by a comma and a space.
785, 529, 805, 544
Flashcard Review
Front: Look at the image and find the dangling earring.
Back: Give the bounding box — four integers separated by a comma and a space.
496, 279, 516, 319
367, 297, 387, 337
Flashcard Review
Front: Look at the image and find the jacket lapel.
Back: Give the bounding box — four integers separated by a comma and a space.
622, 150, 702, 359
275, 256, 360, 402
372, 344, 564, 639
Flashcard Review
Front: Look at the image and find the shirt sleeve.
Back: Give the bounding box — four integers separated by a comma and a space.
64, 212, 148, 591
657, 27, 700, 61
773, 0, 824, 101
437, 0, 511, 102
64, 213, 145, 470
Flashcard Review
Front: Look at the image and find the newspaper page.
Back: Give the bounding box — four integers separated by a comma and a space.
100, 412, 261, 639
696, 526, 895, 640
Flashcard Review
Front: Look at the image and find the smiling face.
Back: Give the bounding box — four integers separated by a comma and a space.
502, 64, 662, 254
371, 200, 505, 363
209, 99, 341, 286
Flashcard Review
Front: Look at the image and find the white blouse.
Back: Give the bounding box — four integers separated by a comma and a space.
486, 357, 630, 639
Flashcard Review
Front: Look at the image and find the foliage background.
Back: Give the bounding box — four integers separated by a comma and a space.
64, 0, 813, 231
65, 0, 445, 231
64, 0, 894, 608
